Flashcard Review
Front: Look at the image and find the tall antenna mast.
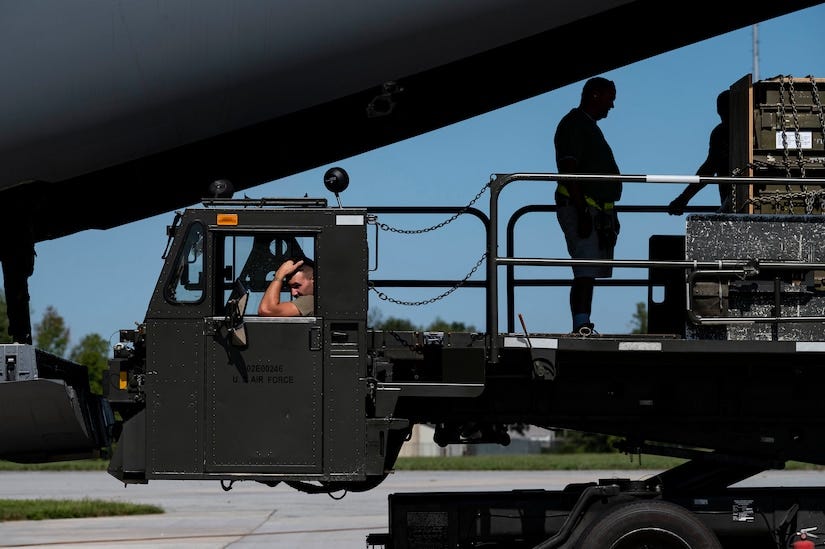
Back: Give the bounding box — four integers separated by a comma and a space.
752, 24, 760, 81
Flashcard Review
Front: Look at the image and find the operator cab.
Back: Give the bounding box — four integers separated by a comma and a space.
107, 175, 393, 489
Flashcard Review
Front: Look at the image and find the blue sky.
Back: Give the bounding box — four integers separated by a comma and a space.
20, 4, 825, 347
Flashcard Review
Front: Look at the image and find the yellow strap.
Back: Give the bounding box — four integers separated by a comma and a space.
557, 184, 614, 211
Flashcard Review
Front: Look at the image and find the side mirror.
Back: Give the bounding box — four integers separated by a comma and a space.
225, 279, 250, 347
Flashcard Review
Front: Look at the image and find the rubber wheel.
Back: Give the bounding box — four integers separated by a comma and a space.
573, 500, 722, 549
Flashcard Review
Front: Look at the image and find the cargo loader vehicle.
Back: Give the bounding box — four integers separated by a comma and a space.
3, 74, 825, 548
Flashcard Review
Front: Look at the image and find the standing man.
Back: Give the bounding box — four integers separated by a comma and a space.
668, 89, 732, 214
554, 76, 622, 335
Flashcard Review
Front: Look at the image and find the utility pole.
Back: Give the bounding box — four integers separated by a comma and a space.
752, 24, 760, 81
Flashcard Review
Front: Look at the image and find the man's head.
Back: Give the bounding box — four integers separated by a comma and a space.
580, 77, 616, 121
286, 258, 314, 297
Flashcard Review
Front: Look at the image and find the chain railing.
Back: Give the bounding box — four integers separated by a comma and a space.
369, 253, 486, 307
365, 204, 490, 310
376, 182, 489, 234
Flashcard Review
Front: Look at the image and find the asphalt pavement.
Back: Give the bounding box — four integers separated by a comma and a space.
1, 469, 824, 548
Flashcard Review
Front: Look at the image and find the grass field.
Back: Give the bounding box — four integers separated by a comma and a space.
0, 499, 162, 522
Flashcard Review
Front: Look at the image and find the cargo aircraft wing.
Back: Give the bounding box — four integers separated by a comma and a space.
1, 0, 822, 241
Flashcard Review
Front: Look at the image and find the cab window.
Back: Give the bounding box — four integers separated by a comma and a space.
219, 233, 315, 315
166, 223, 205, 304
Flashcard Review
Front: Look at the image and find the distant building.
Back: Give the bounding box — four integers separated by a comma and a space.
399, 424, 555, 457
467, 426, 555, 456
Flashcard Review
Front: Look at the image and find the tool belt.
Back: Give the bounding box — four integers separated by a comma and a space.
556, 188, 619, 249
556, 184, 614, 211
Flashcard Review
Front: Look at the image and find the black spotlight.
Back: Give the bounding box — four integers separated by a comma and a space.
209, 179, 234, 198
323, 167, 349, 194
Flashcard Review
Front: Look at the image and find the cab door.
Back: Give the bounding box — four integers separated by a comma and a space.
204, 316, 322, 475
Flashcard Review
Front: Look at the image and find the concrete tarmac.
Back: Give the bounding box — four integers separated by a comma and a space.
0, 469, 824, 548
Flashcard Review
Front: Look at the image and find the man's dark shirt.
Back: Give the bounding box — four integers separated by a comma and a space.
554, 107, 621, 203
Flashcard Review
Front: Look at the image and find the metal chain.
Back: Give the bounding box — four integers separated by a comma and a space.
749, 157, 825, 171
385, 330, 423, 354
776, 76, 809, 213
369, 253, 487, 306
810, 76, 825, 214
377, 182, 489, 234
743, 188, 825, 211
812, 75, 825, 161
779, 76, 792, 179
787, 76, 807, 179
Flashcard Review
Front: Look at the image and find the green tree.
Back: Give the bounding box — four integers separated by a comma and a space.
0, 292, 11, 344
34, 306, 70, 356
552, 430, 620, 454
628, 301, 648, 334
32, 306, 110, 393
368, 308, 417, 330
378, 316, 418, 331
369, 309, 479, 332
366, 307, 382, 329
69, 334, 109, 395
426, 317, 477, 332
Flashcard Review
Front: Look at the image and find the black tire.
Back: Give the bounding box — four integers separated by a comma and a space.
573, 500, 722, 549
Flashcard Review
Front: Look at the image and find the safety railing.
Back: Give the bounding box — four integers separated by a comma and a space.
486, 172, 825, 363
364, 172, 825, 358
